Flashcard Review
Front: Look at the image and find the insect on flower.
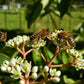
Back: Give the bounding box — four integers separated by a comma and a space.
0, 31, 7, 42
30, 29, 49, 42
57, 29, 75, 47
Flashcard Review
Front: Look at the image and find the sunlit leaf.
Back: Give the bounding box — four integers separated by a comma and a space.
62, 51, 69, 64
42, 47, 60, 64
32, 49, 44, 66
63, 75, 75, 84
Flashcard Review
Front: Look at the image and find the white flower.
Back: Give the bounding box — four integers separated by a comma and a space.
15, 41, 20, 45
11, 71, 22, 79
50, 68, 56, 76
22, 35, 28, 42
32, 39, 46, 49
32, 73, 37, 79
4, 60, 9, 65
13, 37, 18, 42
15, 65, 21, 72
7, 67, 11, 72
21, 61, 31, 72
6, 39, 14, 47
1, 66, 7, 71
55, 71, 61, 77
53, 77, 60, 83
17, 57, 23, 64
17, 36, 23, 43
10, 59, 16, 67
74, 51, 79, 57
19, 80, 25, 84
44, 66, 49, 72
32, 66, 38, 73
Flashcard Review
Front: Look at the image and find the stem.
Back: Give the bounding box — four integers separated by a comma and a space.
20, 75, 25, 82
17, 47, 23, 55
49, 59, 78, 67
25, 48, 33, 56
31, 77, 54, 84
21, 42, 26, 54
47, 47, 59, 66
49, 64, 70, 67
38, 49, 47, 64
25, 79, 29, 84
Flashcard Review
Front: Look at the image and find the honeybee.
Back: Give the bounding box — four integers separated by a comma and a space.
30, 29, 49, 42
0, 31, 7, 42
58, 30, 75, 47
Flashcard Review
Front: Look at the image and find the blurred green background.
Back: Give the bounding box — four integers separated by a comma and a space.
0, 0, 84, 84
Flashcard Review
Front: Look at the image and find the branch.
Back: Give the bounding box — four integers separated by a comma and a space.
47, 47, 59, 66
38, 49, 47, 64
25, 48, 33, 56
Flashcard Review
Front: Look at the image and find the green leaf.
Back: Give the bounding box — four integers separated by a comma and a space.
73, 22, 84, 42
57, 0, 73, 18
0, 53, 10, 66
63, 75, 75, 84
32, 49, 44, 66
42, 47, 59, 64
26, 1, 42, 28
0, 46, 18, 58
62, 51, 69, 64
41, 0, 49, 9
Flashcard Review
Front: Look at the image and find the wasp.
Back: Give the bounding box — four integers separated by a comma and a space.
0, 31, 7, 42
58, 30, 75, 47
30, 29, 49, 42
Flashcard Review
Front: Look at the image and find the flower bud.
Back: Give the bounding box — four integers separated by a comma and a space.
32, 73, 37, 79
19, 80, 25, 84
32, 66, 38, 73
53, 77, 60, 83
55, 71, 61, 77
1, 66, 6, 71
10, 59, 16, 67
44, 66, 49, 72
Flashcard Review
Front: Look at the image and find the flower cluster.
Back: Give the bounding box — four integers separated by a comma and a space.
44, 66, 61, 83
31, 39, 46, 49
47, 29, 61, 41
67, 49, 84, 70
66, 49, 79, 58
5, 35, 30, 47
5, 35, 46, 50
75, 57, 84, 70
1, 57, 23, 79
1, 57, 38, 79
47, 29, 68, 48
